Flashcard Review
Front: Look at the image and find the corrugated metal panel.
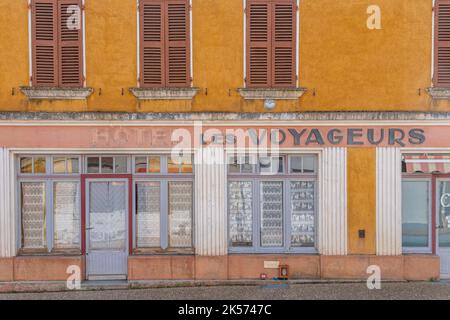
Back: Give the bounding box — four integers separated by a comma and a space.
376, 147, 402, 256
194, 147, 227, 256
0, 148, 15, 257
319, 148, 347, 255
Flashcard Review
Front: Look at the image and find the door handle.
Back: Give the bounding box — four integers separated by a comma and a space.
437, 225, 444, 230
86, 227, 94, 230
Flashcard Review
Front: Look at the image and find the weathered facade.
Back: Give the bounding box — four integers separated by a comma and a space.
0, 0, 447, 282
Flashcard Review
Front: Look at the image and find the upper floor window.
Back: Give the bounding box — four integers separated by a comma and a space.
31, 0, 83, 87
139, 0, 191, 88
246, 0, 297, 88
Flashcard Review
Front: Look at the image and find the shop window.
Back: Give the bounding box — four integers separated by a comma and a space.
21, 182, 47, 250
134, 155, 194, 252
18, 155, 81, 254
402, 180, 431, 252
228, 154, 317, 253
53, 181, 80, 250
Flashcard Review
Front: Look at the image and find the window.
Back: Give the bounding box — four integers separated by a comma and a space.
134, 155, 194, 251
18, 155, 81, 253
86, 156, 129, 174
434, 0, 450, 87
139, 0, 191, 88
20, 156, 46, 174
246, 0, 297, 88
228, 154, 317, 252
402, 180, 431, 252
31, 0, 83, 87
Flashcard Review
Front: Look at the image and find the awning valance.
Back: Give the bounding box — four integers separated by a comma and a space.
404, 154, 450, 174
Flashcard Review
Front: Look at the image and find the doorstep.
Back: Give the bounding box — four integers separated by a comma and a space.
0, 279, 409, 294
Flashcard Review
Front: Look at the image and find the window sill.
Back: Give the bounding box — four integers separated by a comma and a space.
18, 248, 82, 256
238, 87, 307, 100
20, 86, 93, 100
426, 87, 450, 100
132, 248, 194, 255
129, 87, 199, 100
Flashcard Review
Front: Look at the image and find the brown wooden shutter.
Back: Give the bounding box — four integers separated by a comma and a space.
140, 0, 165, 87
166, 0, 190, 87
247, 0, 271, 88
57, 0, 83, 87
32, 0, 58, 87
272, 0, 296, 87
436, 0, 450, 87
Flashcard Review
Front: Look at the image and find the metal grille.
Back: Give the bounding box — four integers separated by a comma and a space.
260, 181, 283, 247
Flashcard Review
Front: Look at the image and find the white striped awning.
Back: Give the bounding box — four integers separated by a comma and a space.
404, 154, 450, 173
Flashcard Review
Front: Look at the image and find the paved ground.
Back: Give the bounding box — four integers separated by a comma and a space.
0, 281, 449, 300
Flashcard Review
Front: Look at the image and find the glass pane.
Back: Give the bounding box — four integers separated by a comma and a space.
87, 157, 100, 173
53, 182, 80, 249
303, 156, 316, 173
168, 181, 192, 248
290, 181, 316, 247
229, 181, 253, 247
228, 157, 240, 174
439, 181, 450, 247
21, 182, 46, 249
260, 181, 284, 247
135, 157, 147, 173
290, 156, 303, 173
53, 157, 66, 174
241, 156, 255, 173
181, 157, 193, 173
114, 156, 128, 173
167, 157, 180, 174
101, 157, 114, 174
260, 157, 284, 174
34, 157, 46, 174
67, 158, 79, 174
20, 157, 32, 174
89, 182, 126, 250
136, 182, 160, 247
148, 156, 161, 173
402, 181, 429, 248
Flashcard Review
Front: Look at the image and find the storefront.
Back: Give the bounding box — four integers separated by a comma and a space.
0, 112, 447, 282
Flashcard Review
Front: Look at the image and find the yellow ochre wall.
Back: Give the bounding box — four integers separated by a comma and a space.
0, 0, 436, 113
347, 148, 377, 255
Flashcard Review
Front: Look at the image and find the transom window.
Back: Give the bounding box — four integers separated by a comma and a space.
86, 156, 129, 174
228, 154, 318, 253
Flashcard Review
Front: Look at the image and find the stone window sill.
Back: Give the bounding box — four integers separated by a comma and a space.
20, 87, 93, 100
426, 87, 450, 100
129, 87, 199, 100
238, 87, 307, 100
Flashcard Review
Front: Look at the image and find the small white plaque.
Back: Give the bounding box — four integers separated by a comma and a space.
264, 261, 280, 269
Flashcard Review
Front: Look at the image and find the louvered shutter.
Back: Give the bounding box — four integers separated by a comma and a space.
32, 0, 58, 87
166, 0, 190, 87
140, 0, 165, 87
436, 0, 450, 87
58, 0, 83, 87
272, 0, 296, 87
247, 0, 271, 88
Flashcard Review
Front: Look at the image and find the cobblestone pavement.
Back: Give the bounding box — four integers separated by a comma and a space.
0, 281, 449, 300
